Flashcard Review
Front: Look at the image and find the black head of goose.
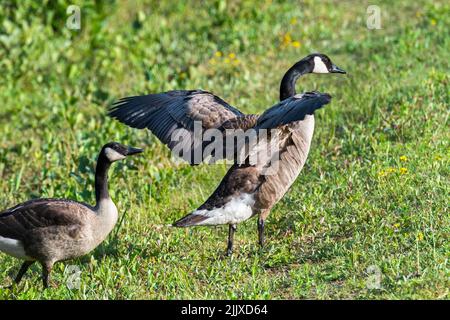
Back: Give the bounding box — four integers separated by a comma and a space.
0, 142, 143, 288
108, 53, 345, 255
279, 53, 346, 101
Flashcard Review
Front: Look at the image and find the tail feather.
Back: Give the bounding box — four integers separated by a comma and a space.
173, 214, 208, 227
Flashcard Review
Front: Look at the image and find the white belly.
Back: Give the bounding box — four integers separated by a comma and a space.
193, 193, 256, 225
0, 236, 32, 260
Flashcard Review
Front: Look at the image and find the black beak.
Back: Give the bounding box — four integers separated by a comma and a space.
126, 146, 144, 156
331, 64, 346, 74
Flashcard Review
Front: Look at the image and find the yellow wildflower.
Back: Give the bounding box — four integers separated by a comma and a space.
224, 58, 231, 64
215, 51, 222, 57
290, 17, 297, 25
393, 223, 400, 229
282, 32, 292, 46
378, 170, 385, 177
228, 53, 236, 59
417, 232, 424, 241
430, 19, 436, 26
292, 41, 301, 48
232, 59, 240, 66
399, 167, 408, 174
400, 155, 408, 162
387, 167, 396, 173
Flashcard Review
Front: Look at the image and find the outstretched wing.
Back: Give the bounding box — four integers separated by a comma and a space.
0, 199, 91, 241
109, 90, 246, 164
256, 91, 331, 129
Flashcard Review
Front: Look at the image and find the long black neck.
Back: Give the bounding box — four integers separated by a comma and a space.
95, 154, 111, 203
279, 59, 312, 101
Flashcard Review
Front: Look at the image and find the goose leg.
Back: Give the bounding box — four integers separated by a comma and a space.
226, 224, 237, 256
41, 262, 53, 289
258, 218, 265, 247
14, 261, 35, 285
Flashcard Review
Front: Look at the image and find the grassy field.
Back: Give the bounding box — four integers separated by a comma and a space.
0, 0, 448, 299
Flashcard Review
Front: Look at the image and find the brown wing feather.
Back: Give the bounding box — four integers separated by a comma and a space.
219, 114, 259, 131
109, 90, 246, 164
0, 199, 93, 241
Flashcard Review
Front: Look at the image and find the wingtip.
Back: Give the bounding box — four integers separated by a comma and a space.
107, 101, 122, 117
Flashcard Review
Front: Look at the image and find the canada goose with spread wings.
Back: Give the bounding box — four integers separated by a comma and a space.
109, 53, 346, 255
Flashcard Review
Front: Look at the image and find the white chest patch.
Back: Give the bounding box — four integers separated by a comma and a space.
105, 147, 125, 162
192, 193, 256, 225
94, 198, 119, 238
0, 236, 31, 260
312, 56, 329, 73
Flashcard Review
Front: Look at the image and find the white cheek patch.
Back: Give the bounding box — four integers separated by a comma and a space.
312, 56, 329, 73
105, 147, 126, 162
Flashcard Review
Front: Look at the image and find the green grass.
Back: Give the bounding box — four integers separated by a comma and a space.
0, 0, 448, 299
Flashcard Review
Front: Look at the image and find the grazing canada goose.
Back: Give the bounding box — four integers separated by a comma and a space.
0, 142, 143, 288
109, 53, 345, 254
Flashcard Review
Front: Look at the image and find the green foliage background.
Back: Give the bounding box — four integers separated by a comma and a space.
0, 0, 448, 299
